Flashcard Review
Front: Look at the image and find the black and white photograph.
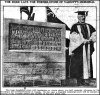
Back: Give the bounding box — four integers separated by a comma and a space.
0, 0, 100, 94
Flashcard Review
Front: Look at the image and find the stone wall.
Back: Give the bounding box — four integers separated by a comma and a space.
3, 62, 65, 86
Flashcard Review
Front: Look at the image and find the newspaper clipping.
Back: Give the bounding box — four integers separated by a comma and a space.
0, 0, 100, 94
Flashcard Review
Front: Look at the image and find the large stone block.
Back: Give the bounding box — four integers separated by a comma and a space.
3, 18, 66, 87
4, 67, 18, 75
61, 79, 77, 86
4, 75, 24, 86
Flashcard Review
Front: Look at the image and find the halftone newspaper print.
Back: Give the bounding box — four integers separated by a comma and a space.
0, 0, 100, 95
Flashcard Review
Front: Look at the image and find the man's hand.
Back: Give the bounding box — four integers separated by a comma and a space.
90, 32, 96, 42
69, 52, 74, 56
83, 39, 90, 44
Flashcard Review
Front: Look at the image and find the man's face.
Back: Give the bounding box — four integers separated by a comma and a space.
77, 15, 86, 23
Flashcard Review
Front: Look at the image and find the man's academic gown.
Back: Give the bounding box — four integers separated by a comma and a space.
69, 22, 95, 79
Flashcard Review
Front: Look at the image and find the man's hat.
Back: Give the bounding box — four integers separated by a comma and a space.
75, 11, 88, 16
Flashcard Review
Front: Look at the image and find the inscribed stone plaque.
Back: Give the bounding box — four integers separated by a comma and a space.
3, 18, 66, 62
9, 23, 62, 52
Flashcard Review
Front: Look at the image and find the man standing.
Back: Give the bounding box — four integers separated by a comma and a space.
69, 11, 96, 79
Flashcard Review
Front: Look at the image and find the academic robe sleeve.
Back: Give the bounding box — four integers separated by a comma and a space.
89, 24, 96, 55
89, 24, 96, 35
70, 24, 79, 34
